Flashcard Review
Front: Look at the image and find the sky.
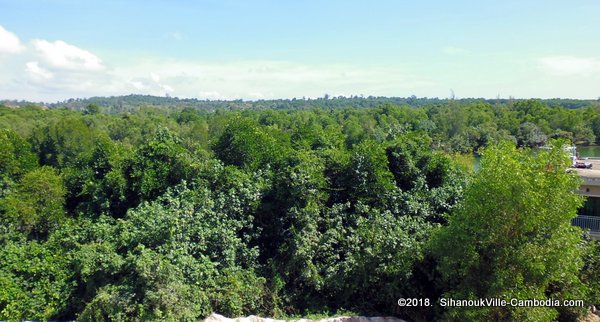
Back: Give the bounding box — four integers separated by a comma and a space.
1, 0, 599, 102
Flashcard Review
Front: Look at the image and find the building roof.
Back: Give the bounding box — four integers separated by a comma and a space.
575, 159, 600, 185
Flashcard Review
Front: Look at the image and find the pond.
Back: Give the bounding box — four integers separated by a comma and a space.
465, 146, 598, 171
577, 145, 600, 158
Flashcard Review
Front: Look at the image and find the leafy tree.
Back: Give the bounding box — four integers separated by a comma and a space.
517, 122, 547, 147
254, 151, 328, 305
84, 103, 101, 115
61, 136, 129, 217
590, 116, 600, 144
580, 239, 600, 317
31, 116, 97, 168
0, 129, 37, 182
78, 179, 272, 320
0, 129, 38, 198
384, 134, 468, 224
572, 124, 595, 145
123, 128, 196, 207
213, 118, 288, 170
386, 134, 432, 191
291, 122, 325, 150
513, 99, 548, 123
0, 239, 74, 321
1, 166, 66, 239
335, 204, 433, 313
343, 140, 395, 205
431, 142, 587, 321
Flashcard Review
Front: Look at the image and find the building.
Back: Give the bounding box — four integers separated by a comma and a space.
573, 159, 600, 241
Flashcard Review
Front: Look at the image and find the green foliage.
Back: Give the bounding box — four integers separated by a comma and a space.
0, 129, 37, 183
334, 204, 434, 312
124, 128, 196, 207
431, 142, 587, 321
75, 179, 271, 320
339, 140, 395, 206
213, 118, 289, 170
579, 239, 600, 316
517, 121, 548, 147
1, 166, 66, 238
386, 134, 432, 191
78, 284, 143, 321
211, 268, 271, 317
0, 99, 596, 321
0, 239, 74, 321
84, 103, 101, 115
383, 135, 469, 224
31, 116, 97, 168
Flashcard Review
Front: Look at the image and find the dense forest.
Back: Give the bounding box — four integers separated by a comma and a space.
0, 98, 599, 321
3, 95, 600, 115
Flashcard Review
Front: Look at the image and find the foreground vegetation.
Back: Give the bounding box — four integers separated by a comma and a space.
0, 99, 598, 321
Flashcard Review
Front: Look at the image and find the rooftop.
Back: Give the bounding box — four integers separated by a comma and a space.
575, 158, 600, 183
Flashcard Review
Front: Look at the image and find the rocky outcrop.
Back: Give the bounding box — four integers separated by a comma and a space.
204, 313, 407, 322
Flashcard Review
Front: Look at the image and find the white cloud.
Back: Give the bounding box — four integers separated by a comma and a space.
130, 81, 146, 90
539, 56, 600, 76
198, 91, 225, 99
160, 84, 174, 93
249, 92, 266, 99
442, 46, 470, 55
0, 25, 436, 101
125, 72, 175, 96
2, 52, 436, 101
0, 25, 24, 54
150, 72, 160, 82
108, 59, 435, 100
31, 39, 104, 71
25, 61, 53, 81
2, 39, 113, 100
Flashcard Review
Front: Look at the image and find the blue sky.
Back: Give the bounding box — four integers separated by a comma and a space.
1, 0, 599, 101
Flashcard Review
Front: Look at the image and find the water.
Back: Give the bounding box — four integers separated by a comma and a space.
577, 145, 600, 158
473, 155, 481, 171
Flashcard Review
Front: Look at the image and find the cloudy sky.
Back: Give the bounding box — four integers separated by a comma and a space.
1, 0, 599, 102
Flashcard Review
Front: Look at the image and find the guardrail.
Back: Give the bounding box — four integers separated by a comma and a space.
572, 215, 600, 232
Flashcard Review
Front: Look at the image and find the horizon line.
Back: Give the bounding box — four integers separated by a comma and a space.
2, 93, 600, 105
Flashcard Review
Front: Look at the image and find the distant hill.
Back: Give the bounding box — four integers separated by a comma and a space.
2, 94, 599, 113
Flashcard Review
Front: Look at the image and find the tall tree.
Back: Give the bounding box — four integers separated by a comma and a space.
213, 118, 287, 170
431, 142, 587, 321
1, 167, 66, 239
0, 129, 37, 181
123, 128, 195, 208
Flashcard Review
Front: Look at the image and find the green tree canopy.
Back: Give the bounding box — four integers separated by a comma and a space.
123, 128, 196, 207
431, 141, 587, 321
1, 166, 66, 239
213, 118, 288, 170
0, 129, 37, 183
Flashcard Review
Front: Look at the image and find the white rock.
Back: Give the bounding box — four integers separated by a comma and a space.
204, 313, 407, 322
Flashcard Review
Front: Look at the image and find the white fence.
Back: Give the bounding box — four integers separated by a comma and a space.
572, 215, 600, 232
